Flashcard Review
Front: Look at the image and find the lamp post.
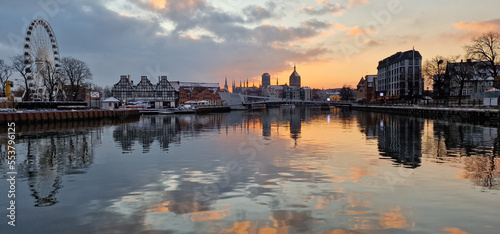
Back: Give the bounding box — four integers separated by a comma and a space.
436, 59, 445, 105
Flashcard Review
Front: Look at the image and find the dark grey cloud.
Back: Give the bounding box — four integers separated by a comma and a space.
242, 2, 277, 23
303, 19, 332, 29
302, 0, 344, 16
0, 0, 330, 87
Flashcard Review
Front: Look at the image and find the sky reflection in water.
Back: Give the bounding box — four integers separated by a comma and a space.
0, 108, 499, 233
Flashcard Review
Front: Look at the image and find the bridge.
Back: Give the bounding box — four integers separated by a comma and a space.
239, 94, 352, 109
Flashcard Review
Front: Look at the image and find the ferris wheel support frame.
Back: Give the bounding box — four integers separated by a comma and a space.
23, 19, 65, 101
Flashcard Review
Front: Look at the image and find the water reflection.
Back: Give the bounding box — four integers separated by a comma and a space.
14, 130, 99, 206
356, 111, 500, 189
1, 109, 499, 233
428, 120, 500, 189
357, 112, 424, 168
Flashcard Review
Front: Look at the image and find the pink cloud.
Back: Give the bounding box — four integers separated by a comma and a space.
347, 26, 376, 36
454, 19, 500, 33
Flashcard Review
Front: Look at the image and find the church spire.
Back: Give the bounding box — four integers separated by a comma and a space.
224, 76, 228, 90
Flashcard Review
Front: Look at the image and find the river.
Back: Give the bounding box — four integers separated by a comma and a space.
0, 108, 499, 233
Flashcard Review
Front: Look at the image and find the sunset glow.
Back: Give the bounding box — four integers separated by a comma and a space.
1, 1, 499, 88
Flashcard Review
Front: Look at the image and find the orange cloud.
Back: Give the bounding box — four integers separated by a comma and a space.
454, 19, 500, 33
149, 0, 168, 9
332, 23, 349, 31
181, 34, 199, 40
441, 227, 469, 234
347, 26, 376, 36
348, 0, 370, 9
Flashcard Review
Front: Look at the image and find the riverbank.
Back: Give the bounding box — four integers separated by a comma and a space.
352, 104, 500, 124
0, 109, 140, 124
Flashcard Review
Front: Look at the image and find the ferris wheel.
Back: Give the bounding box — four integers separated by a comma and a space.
23, 19, 62, 101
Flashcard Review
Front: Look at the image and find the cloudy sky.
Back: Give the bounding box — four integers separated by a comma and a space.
1, 0, 500, 89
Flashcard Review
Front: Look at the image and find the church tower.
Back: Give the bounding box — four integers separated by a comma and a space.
289, 65, 301, 87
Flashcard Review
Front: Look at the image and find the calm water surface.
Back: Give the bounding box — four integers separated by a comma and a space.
1, 108, 499, 234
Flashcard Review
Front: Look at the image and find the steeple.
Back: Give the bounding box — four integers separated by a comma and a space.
224, 76, 228, 91
294, 64, 296, 72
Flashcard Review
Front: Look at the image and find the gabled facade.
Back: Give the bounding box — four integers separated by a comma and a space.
112, 75, 135, 101
111, 75, 178, 107
135, 76, 156, 100
356, 75, 377, 102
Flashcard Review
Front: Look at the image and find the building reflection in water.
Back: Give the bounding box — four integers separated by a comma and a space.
356, 112, 423, 168
1, 108, 499, 233
356, 111, 499, 189
428, 120, 500, 189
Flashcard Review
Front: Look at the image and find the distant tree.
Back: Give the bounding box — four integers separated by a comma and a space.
0, 60, 13, 96
61, 57, 92, 101
11, 55, 32, 101
103, 86, 112, 98
465, 31, 500, 87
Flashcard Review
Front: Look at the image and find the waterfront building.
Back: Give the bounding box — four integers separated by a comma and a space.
262, 73, 271, 87
262, 85, 284, 98
135, 76, 156, 100
111, 75, 178, 107
102, 97, 120, 110
170, 81, 222, 105
301, 87, 312, 101
376, 49, 422, 98
283, 86, 300, 100
155, 76, 177, 107
111, 75, 135, 101
445, 60, 498, 97
289, 65, 301, 88
356, 75, 377, 102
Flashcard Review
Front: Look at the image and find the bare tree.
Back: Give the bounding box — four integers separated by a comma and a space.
0, 59, 13, 97
11, 55, 32, 101
40, 60, 61, 101
465, 31, 500, 87
61, 57, 92, 101
423, 55, 460, 101
446, 58, 474, 106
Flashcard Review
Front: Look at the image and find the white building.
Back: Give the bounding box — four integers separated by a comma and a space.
376, 49, 423, 98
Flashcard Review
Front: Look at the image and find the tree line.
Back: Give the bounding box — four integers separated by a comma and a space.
0, 55, 94, 101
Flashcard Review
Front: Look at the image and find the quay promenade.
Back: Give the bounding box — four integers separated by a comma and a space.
352, 104, 500, 123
